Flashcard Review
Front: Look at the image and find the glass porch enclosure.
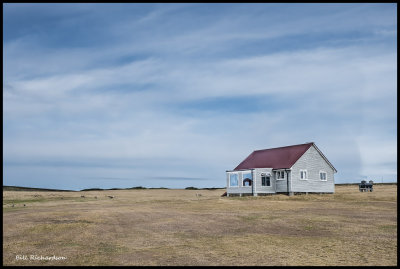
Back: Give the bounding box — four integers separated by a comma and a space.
226, 170, 254, 195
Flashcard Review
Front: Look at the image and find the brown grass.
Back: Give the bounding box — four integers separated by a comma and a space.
3, 185, 397, 266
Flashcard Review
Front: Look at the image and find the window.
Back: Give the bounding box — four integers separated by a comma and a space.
300, 169, 308, 180
243, 179, 252, 186
229, 174, 238, 187
320, 171, 327, 181
277, 171, 284, 180
242, 172, 252, 186
261, 174, 271, 186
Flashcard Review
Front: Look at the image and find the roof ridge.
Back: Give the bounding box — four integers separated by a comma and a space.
254, 142, 314, 152
233, 142, 334, 171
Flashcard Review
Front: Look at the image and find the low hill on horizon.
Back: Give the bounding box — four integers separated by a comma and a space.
2, 185, 226, 192
3, 183, 396, 192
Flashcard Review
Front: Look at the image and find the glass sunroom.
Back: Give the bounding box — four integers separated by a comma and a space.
226, 169, 255, 196
226, 168, 277, 196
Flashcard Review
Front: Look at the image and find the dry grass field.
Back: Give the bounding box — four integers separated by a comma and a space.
3, 184, 397, 266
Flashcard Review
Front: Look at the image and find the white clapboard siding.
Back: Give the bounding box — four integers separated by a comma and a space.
275, 171, 288, 193
253, 168, 275, 194
290, 145, 335, 193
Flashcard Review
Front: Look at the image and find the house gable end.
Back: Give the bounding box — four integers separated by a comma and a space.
290, 143, 337, 173
312, 144, 337, 173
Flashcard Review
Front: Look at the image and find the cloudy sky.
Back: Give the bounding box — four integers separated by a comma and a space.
3, 3, 397, 190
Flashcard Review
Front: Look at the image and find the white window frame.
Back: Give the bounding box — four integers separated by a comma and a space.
299, 169, 308, 180
229, 173, 239, 187
242, 171, 252, 187
261, 173, 271, 187
319, 171, 327, 181
276, 170, 285, 181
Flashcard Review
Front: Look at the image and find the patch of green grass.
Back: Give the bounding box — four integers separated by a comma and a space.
262, 215, 280, 221
304, 225, 314, 231
3, 196, 83, 205
97, 242, 129, 254
61, 242, 81, 247
378, 224, 397, 231
26, 221, 93, 234
2, 207, 25, 212
238, 214, 261, 222
3, 197, 97, 206
70, 197, 98, 202
300, 218, 318, 231
3, 198, 50, 204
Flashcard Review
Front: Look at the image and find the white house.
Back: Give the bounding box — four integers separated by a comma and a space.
226, 142, 337, 196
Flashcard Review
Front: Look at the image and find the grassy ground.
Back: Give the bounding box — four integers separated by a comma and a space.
3, 185, 397, 266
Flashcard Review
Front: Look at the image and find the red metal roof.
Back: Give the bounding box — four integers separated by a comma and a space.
234, 143, 314, 170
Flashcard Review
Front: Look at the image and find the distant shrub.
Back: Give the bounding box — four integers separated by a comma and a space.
129, 186, 147, 189
185, 187, 199, 190
81, 188, 104, 191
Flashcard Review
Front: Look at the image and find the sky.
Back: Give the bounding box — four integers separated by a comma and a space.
3, 3, 397, 190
